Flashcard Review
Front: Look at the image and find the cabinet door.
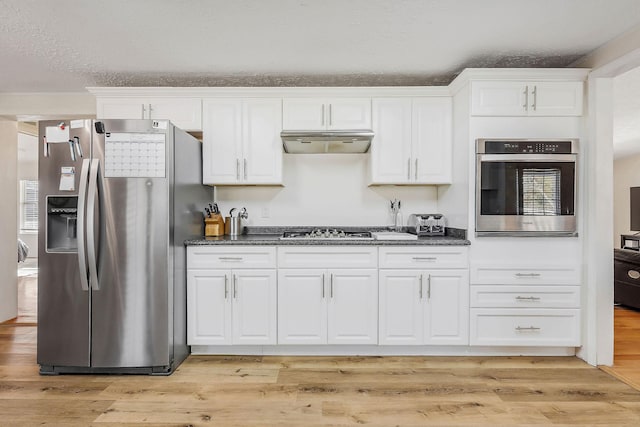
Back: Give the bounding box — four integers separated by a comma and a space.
528, 82, 583, 116
378, 270, 423, 345
277, 269, 327, 344
282, 98, 325, 130
202, 99, 242, 184
412, 97, 452, 184
423, 270, 469, 345
148, 98, 202, 131
242, 98, 283, 184
370, 98, 412, 184
327, 269, 378, 345
97, 98, 147, 120
327, 98, 372, 130
231, 269, 277, 345
187, 269, 231, 345
470, 82, 528, 116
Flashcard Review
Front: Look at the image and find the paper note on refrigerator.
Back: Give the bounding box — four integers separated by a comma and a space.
46, 125, 70, 143
59, 167, 75, 191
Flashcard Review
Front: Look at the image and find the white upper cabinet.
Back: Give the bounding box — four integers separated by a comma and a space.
412, 98, 453, 184
96, 97, 203, 131
471, 81, 583, 116
283, 98, 372, 130
202, 98, 282, 185
370, 97, 452, 185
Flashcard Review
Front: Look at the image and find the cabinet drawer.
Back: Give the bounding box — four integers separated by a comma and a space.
470, 308, 580, 346
471, 264, 580, 285
470, 285, 580, 308
187, 246, 276, 269
379, 247, 468, 269
277, 246, 377, 269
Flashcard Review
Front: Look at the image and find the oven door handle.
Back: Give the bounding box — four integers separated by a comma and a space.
478, 154, 577, 162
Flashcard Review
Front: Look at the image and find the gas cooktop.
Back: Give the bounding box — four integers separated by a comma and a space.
279, 228, 374, 240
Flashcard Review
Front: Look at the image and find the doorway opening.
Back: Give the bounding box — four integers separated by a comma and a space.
16, 122, 38, 325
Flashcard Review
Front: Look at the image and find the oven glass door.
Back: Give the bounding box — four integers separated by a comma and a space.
479, 160, 575, 216
476, 155, 577, 235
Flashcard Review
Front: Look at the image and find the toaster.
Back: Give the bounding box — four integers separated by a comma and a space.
408, 214, 446, 236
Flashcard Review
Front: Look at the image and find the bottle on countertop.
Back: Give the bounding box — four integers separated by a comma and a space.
395, 200, 403, 232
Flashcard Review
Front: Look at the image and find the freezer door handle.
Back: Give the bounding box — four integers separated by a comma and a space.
77, 159, 91, 291
87, 158, 100, 291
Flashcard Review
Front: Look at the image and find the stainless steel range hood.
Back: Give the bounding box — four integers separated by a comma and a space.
281, 130, 374, 154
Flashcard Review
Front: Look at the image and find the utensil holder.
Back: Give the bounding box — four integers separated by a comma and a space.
224, 216, 242, 236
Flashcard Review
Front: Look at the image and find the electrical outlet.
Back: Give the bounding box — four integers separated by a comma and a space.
261, 206, 270, 218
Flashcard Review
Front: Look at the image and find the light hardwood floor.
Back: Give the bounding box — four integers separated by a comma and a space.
601, 306, 640, 390
4, 274, 640, 425
2, 326, 640, 424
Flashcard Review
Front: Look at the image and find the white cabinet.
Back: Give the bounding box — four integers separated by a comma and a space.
469, 263, 581, 347
370, 97, 452, 185
187, 269, 231, 345
283, 98, 371, 130
278, 268, 378, 345
96, 97, 202, 130
378, 247, 469, 345
202, 98, 282, 185
379, 269, 469, 345
186, 247, 277, 346
277, 246, 378, 345
471, 81, 583, 116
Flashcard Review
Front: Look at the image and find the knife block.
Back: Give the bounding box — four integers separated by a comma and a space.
204, 214, 225, 237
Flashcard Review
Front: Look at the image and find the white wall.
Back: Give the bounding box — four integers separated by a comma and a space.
17, 131, 38, 253
216, 153, 439, 226
613, 153, 640, 246
0, 93, 95, 119
0, 120, 18, 322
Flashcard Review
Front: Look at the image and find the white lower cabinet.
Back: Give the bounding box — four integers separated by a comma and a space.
469, 263, 581, 347
470, 309, 581, 346
277, 268, 378, 345
379, 269, 469, 345
378, 247, 470, 346
187, 247, 277, 346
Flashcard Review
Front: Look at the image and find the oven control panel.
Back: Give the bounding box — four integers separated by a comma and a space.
481, 140, 574, 154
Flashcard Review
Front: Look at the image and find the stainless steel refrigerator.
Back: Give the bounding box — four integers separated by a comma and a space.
37, 119, 211, 374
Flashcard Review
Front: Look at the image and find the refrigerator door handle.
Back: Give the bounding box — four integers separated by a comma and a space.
87, 158, 101, 291
77, 159, 91, 291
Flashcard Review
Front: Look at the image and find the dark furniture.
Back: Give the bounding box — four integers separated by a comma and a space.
614, 248, 640, 310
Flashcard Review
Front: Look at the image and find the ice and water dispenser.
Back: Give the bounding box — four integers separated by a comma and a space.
46, 196, 78, 252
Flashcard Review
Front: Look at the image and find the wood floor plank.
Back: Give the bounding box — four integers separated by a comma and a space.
0, 399, 114, 423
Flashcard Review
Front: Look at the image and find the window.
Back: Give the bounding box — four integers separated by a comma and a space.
520, 169, 561, 215
20, 180, 38, 232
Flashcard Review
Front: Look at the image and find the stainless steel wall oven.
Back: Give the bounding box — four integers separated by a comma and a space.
476, 139, 578, 236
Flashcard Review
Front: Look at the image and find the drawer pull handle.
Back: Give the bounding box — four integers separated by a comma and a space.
628, 270, 640, 280
413, 257, 437, 262
219, 257, 243, 262
515, 273, 541, 278
515, 326, 541, 332
515, 296, 541, 301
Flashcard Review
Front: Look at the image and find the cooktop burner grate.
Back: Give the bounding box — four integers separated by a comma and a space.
280, 228, 374, 240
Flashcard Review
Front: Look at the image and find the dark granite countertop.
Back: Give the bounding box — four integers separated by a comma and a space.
185, 226, 470, 246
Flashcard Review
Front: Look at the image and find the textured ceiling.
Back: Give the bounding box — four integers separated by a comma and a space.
1, 0, 640, 92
